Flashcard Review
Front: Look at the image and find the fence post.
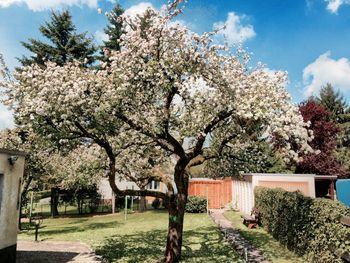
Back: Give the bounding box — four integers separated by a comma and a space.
124, 194, 128, 220
131, 185, 134, 212
206, 184, 209, 215
29, 191, 34, 224
112, 191, 115, 214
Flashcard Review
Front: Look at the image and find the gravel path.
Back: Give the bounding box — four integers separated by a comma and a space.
209, 209, 270, 263
17, 240, 104, 263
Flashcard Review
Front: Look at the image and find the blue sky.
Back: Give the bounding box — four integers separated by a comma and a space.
1, 0, 350, 128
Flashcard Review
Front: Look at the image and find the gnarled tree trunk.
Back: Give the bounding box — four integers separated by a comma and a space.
164, 160, 189, 263
164, 193, 187, 263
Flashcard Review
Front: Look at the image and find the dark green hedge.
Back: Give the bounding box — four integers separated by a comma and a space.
185, 196, 207, 213
255, 187, 350, 263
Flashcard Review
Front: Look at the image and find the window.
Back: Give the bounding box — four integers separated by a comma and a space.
147, 181, 160, 190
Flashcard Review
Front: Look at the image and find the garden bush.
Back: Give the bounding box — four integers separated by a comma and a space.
255, 186, 350, 263
152, 198, 161, 209
185, 196, 207, 213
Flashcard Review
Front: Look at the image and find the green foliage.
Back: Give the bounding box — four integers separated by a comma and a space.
205, 141, 294, 177
19, 10, 96, 67
255, 187, 350, 263
316, 83, 348, 122
102, 4, 124, 53
185, 196, 207, 213
151, 198, 161, 209
224, 211, 305, 263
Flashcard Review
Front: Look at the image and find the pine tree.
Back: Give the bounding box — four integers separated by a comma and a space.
102, 4, 124, 53
19, 10, 96, 67
316, 83, 348, 122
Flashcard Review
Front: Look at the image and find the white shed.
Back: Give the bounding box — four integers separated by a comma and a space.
232, 173, 316, 215
0, 149, 25, 263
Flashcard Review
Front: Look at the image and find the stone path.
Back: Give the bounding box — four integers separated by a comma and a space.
17, 240, 104, 263
209, 209, 270, 263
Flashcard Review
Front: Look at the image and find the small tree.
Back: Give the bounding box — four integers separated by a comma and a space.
3, 3, 313, 261
45, 145, 104, 215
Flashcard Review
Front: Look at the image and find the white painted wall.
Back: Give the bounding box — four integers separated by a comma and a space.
232, 178, 253, 215
250, 173, 315, 198
0, 149, 25, 250
99, 178, 140, 200
232, 173, 316, 215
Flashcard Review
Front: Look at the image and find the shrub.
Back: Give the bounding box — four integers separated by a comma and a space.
255, 187, 350, 263
185, 196, 207, 213
152, 198, 161, 209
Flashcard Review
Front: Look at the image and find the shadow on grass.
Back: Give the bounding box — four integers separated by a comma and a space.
21, 220, 122, 238
95, 226, 242, 263
17, 250, 79, 263
226, 212, 305, 262
238, 228, 300, 261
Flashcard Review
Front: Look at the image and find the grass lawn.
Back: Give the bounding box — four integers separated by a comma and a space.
224, 211, 306, 263
19, 210, 243, 263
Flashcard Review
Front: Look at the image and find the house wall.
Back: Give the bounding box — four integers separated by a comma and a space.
0, 149, 25, 263
251, 173, 315, 198
232, 176, 253, 215
232, 173, 315, 215
98, 178, 167, 204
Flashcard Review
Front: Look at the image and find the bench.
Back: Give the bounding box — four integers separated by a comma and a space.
242, 207, 260, 229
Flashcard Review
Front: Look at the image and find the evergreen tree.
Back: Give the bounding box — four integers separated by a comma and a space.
316, 83, 348, 122
102, 4, 124, 53
19, 10, 96, 67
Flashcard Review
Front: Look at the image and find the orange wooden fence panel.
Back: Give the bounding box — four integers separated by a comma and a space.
188, 179, 232, 209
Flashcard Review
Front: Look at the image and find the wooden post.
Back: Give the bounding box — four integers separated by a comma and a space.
206, 184, 209, 215
29, 191, 34, 224
131, 185, 134, 212
330, 180, 335, 201
111, 191, 115, 214
124, 195, 128, 220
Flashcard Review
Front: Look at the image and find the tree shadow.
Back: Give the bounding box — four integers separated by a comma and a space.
22, 220, 122, 238
17, 250, 79, 263
237, 228, 305, 262
95, 226, 243, 263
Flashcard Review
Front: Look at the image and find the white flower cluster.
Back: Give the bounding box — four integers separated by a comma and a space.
2, 3, 313, 180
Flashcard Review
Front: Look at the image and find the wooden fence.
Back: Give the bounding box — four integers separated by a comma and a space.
188, 178, 232, 209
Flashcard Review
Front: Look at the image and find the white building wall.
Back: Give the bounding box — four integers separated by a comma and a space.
99, 178, 140, 200
232, 179, 253, 215
0, 149, 25, 261
232, 173, 315, 215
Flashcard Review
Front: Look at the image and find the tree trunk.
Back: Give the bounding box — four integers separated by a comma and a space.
164, 193, 187, 263
50, 188, 59, 218
139, 196, 147, 212
18, 174, 33, 230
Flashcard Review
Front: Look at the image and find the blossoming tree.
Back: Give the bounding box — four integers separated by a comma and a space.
3, 3, 313, 262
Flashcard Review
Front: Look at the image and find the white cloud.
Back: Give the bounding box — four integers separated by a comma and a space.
325, 0, 350, 14
94, 30, 108, 44
0, 104, 13, 130
124, 2, 154, 19
303, 51, 350, 96
0, 0, 98, 11
213, 12, 255, 46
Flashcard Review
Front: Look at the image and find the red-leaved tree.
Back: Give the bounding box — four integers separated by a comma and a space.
296, 100, 347, 177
